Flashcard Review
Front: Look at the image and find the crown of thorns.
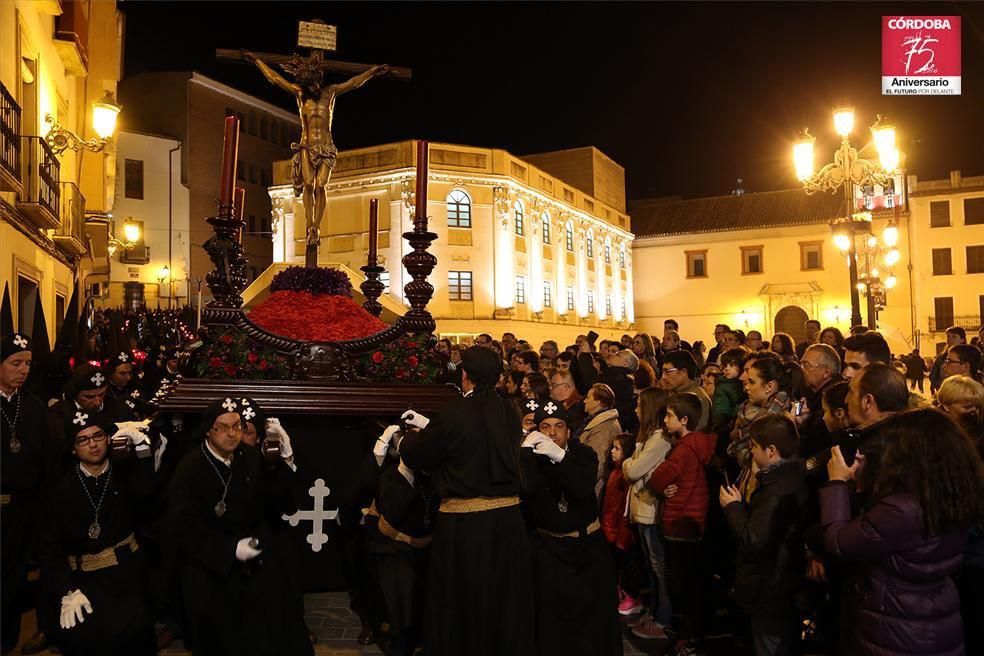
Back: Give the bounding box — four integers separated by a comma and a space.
279, 56, 325, 83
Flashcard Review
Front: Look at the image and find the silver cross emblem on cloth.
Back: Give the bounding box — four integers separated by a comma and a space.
526, 400, 539, 411
91, 373, 105, 387
543, 402, 558, 414
73, 412, 88, 425
221, 398, 237, 412
13, 335, 28, 348
242, 406, 255, 421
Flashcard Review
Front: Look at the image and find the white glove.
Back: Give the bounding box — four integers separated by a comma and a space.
113, 420, 151, 446
522, 431, 551, 449
401, 410, 430, 429
375, 426, 400, 457
59, 589, 93, 630
235, 537, 262, 561
266, 418, 293, 460
533, 439, 566, 463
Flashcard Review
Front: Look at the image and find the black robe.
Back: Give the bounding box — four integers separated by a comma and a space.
48, 398, 135, 472
1, 389, 54, 651
38, 458, 159, 656
400, 393, 535, 656
366, 464, 438, 652
169, 443, 311, 656
522, 442, 622, 656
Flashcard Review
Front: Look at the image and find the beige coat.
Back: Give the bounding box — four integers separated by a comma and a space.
578, 408, 622, 499
621, 429, 672, 525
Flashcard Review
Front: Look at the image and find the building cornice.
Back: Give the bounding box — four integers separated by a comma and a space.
190, 73, 301, 124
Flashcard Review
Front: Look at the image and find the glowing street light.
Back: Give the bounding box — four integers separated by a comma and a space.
833, 105, 855, 138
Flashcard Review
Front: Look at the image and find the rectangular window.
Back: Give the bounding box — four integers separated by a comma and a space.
587, 291, 595, 314
932, 248, 953, 275
236, 159, 245, 181
543, 282, 552, 308
380, 271, 391, 294
448, 271, 473, 301
586, 236, 594, 258
515, 275, 526, 304
565, 227, 574, 252
967, 245, 984, 274
741, 245, 763, 275
248, 215, 256, 234
619, 248, 626, 268
686, 250, 707, 278
248, 164, 258, 184
605, 294, 612, 316
934, 297, 954, 331
124, 159, 144, 199
542, 219, 551, 244
799, 241, 823, 271
966, 198, 984, 226
621, 299, 626, 318
567, 286, 575, 311
514, 211, 524, 236
930, 201, 950, 227
55, 293, 66, 339
604, 243, 611, 264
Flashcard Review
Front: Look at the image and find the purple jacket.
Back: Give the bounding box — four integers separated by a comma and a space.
821, 483, 967, 656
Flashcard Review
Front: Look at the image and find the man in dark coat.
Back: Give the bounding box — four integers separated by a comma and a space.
522, 400, 622, 655
1, 333, 56, 655
39, 412, 160, 656
395, 346, 535, 656
142, 347, 180, 401
169, 397, 310, 656
104, 351, 148, 420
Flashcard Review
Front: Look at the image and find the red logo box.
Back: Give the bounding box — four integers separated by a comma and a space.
882, 16, 961, 95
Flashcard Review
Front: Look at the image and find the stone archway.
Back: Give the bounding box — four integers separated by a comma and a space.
774, 305, 809, 343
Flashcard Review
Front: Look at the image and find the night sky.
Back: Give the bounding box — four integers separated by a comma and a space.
122, 1, 984, 202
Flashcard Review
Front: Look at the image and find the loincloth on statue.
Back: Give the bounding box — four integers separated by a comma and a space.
291, 142, 338, 197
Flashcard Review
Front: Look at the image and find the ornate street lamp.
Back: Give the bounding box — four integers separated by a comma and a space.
107, 218, 141, 257
44, 92, 122, 155
793, 106, 899, 329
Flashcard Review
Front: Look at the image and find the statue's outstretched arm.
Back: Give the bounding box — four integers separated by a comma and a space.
333, 64, 390, 95
242, 50, 300, 96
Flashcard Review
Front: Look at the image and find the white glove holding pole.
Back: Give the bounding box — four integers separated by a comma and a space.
533, 439, 567, 463
401, 410, 430, 430
375, 425, 400, 457
522, 431, 551, 449
266, 417, 293, 460
113, 420, 151, 446
59, 589, 93, 629
235, 537, 262, 561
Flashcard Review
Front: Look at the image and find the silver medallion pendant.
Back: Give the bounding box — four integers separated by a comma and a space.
88, 522, 101, 540
9, 436, 21, 454
214, 501, 226, 518
557, 494, 569, 513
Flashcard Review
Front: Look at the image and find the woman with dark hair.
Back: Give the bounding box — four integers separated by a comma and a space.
819, 327, 846, 363
631, 333, 659, 373
730, 356, 806, 498
823, 409, 984, 656
521, 372, 550, 403
769, 333, 798, 363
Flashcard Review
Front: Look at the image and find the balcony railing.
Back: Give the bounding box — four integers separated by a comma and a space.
929, 315, 981, 333
16, 136, 61, 229
0, 82, 21, 192
53, 181, 87, 255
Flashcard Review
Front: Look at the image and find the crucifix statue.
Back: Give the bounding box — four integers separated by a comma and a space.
220, 23, 409, 267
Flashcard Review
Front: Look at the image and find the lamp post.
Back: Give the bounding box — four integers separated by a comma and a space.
107, 219, 142, 257
793, 107, 899, 329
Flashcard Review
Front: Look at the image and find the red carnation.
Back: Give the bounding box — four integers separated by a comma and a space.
395, 369, 407, 379
259, 360, 269, 371
372, 351, 384, 363
209, 357, 222, 368
407, 355, 419, 367
406, 341, 418, 348
247, 351, 258, 364
224, 363, 238, 377
220, 334, 234, 345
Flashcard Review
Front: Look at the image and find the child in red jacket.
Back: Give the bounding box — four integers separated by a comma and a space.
647, 393, 716, 656
602, 433, 644, 616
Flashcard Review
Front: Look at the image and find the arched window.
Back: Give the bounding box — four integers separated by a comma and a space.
565, 223, 574, 252
446, 189, 472, 228
586, 231, 594, 258
541, 213, 551, 244
513, 201, 524, 236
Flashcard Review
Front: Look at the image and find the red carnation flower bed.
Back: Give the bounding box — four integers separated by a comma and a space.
248, 290, 388, 342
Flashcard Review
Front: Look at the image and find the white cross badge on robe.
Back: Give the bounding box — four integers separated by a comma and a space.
283, 478, 339, 553
543, 401, 558, 414
118, 352, 128, 362
221, 398, 237, 412
73, 412, 88, 425
242, 406, 255, 421
526, 400, 539, 412
13, 335, 28, 348
91, 373, 105, 387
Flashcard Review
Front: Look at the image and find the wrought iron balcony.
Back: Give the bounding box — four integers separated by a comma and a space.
0, 82, 21, 193
53, 181, 87, 255
929, 315, 981, 333
16, 136, 61, 229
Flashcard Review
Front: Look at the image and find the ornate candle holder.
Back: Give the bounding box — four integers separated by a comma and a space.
360, 264, 385, 317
